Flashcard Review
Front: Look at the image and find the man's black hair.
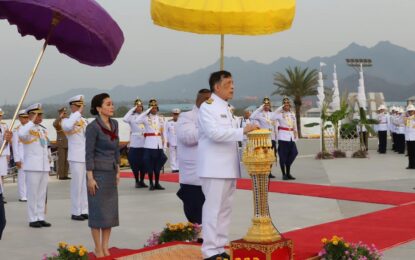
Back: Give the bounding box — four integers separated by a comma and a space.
208, 71, 232, 92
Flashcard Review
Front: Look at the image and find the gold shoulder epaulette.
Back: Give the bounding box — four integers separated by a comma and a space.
205, 98, 213, 104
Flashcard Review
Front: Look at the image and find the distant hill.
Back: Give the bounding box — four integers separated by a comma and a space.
39, 41, 415, 104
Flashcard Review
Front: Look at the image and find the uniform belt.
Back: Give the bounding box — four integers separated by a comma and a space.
144, 133, 161, 137
278, 127, 294, 131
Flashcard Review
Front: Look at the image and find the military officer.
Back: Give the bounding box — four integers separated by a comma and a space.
53, 107, 70, 180
18, 103, 52, 228
376, 104, 389, 154
393, 107, 406, 154
176, 89, 211, 226
12, 109, 29, 202
238, 109, 253, 148
272, 97, 298, 180
123, 98, 147, 188
164, 108, 180, 173
134, 99, 167, 190
62, 95, 89, 221
0, 128, 12, 239
0, 109, 11, 203
389, 106, 397, 151
405, 104, 415, 169
197, 71, 258, 260
250, 97, 277, 178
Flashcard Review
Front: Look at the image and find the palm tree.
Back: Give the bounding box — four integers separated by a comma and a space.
272, 66, 318, 137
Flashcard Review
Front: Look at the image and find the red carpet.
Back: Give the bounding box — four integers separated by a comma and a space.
121, 172, 415, 206
87, 202, 415, 260
283, 203, 415, 259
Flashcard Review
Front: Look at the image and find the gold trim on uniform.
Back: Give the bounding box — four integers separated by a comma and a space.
205, 98, 213, 104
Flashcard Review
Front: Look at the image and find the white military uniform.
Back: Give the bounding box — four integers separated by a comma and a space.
123, 107, 145, 149
272, 110, 298, 141
250, 108, 276, 141
376, 113, 389, 132
62, 111, 88, 216
164, 119, 179, 171
405, 106, 415, 169
12, 123, 27, 200
0, 121, 10, 178
177, 106, 200, 185
18, 120, 50, 223
197, 93, 243, 258
134, 108, 165, 149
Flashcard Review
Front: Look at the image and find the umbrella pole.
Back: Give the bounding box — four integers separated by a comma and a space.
0, 14, 62, 156
220, 34, 224, 70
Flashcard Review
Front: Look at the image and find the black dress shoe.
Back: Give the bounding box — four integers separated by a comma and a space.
18, 199, 27, 202
29, 221, 42, 228
38, 220, 51, 227
221, 252, 230, 259
81, 214, 89, 219
3, 200, 7, 204
172, 170, 179, 173
204, 254, 222, 260
269, 173, 276, 179
71, 215, 85, 221
154, 184, 165, 190
149, 184, 155, 191
60, 177, 71, 180
406, 167, 415, 170
282, 175, 289, 180
136, 181, 148, 188
287, 174, 296, 180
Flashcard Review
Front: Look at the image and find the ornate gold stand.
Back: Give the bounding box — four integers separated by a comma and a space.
242, 129, 281, 242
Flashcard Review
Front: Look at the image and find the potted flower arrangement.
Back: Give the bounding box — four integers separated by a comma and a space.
318, 235, 382, 260
43, 242, 89, 260
145, 222, 202, 247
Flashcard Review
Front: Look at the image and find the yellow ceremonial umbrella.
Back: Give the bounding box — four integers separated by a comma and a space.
151, 0, 296, 69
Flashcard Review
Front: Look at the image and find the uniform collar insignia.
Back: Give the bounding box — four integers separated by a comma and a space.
205, 98, 214, 104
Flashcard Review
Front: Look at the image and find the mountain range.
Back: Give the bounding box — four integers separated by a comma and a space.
39, 41, 415, 104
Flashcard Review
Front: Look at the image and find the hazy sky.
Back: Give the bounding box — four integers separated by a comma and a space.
1, 0, 414, 103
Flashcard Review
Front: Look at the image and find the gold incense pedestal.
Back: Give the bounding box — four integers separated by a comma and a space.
242, 129, 280, 243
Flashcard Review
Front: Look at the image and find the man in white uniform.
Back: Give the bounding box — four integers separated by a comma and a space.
134, 99, 168, 190
12, 109, 29, 202
62, 95, 88, 221
165, 108, 180, 173
0, 108, 10, 202
250, 97, 277, 178
176, 89, 211, 226
405, 104, 415, 169
197, 71, 257, 260
0, 129, 12, 239
123, 98, 147, 188
273, 98, 299, 180
18, 103, 52, 228
376, 104, 389, 154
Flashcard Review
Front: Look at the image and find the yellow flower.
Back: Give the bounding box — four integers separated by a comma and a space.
178, 223, 185, 229
345, 243, 350, 248
169, 224, 178, 231
332, 240, 339, 245
321, 238, 328, 244
187, 228, 192, 231
68, 246, 77, 253
79, 250, 85, 256
59, 242, 67, 248
187, 222, 194, 228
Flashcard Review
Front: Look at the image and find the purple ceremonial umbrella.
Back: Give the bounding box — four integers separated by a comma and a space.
0, 0, 125, 154
0, 0, 124, 66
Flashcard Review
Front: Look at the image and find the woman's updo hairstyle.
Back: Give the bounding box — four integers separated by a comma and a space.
90, 93, 110, 115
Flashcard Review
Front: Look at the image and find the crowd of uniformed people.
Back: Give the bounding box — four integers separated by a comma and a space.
0, 70, 414, 259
